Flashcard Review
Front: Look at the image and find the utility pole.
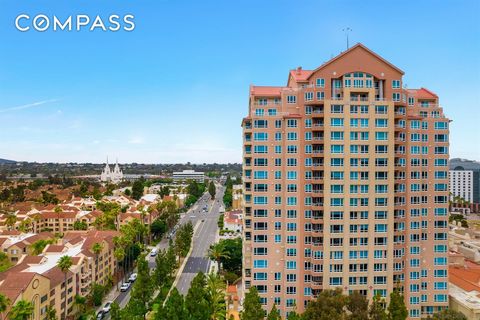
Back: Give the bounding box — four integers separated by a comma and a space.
342, 27, 352, 49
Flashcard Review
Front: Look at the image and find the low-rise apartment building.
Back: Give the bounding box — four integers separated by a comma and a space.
0, 230, 119, 319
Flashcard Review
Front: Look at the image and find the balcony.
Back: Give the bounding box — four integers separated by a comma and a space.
253, 101, 281, 106
312, 212, 323, 220
350, 96, 370, 102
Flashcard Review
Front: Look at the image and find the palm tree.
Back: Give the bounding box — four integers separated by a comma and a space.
44, 306, 57, 320
0, 293, 10, 320
5, 214, 16, 231
57, 255, 73, 320
205, 273, 226, 320
32, 214, 41, 233
73, 294, 86, 317
9, 300, 33, 320
91, 242, 103, 283
207, 242, 230, 274
18, 218, 31, 233
113, 247, 125, 290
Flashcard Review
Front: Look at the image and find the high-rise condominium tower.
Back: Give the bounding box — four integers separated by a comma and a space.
242, 44, 449, 319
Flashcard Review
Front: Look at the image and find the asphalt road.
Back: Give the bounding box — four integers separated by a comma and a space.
104, 184, 224, 314
176, 185, 224, 295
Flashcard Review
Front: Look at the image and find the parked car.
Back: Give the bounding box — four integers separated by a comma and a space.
150, 248, 158, 257
120, 282, 131, 292
96, 311, 104, 320
128, 273, 137, 282
102, 301, 113, 313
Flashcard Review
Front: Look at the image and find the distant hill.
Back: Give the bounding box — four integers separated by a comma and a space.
0, 158, 15, 164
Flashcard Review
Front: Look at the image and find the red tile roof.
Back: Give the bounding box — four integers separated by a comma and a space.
289, 68, 313, 82
250, 86, 283, 96
409, 87, 438, 99
45, 245, 65, 253
0, 274, 34, 302
22, 256, 44, 264
43, 266, 72, 288
311, 43, 405, 75
450, 260, 480, 292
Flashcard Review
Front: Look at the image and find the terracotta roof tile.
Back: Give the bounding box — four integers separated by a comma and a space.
250, 86, 283, 96
45, 245, 65, 253
289, 68, 313, 82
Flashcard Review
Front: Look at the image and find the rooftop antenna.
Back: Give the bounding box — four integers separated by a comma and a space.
342, 27, 352, 50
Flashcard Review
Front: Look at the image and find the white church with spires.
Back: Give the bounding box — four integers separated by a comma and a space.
100, 158, 124, 183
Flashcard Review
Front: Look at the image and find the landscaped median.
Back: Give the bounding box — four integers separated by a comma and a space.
147, 220, 199, 319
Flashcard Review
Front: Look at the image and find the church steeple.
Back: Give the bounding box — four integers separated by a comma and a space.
100, 156, 123, 183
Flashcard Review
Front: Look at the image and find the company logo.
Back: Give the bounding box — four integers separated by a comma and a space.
15, 14, 135, 32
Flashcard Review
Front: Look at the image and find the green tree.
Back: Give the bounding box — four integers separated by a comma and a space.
0, 293, 10, 320
114, 247, 125, 289
91, 242, 103, 283
151, 219, 167, 239
165, 244, 177, 278
175, 222, 194, 257
185, 272, 209, 320
388, 287, 407, 320
44, 306, 57, 320
73, 220, 88, 230
9, 300, 33, 320
430, 309, 467, 320
31, 239, 53, 255
41, 191, 59, 204
57, 255, 73, 320
159, 186, 170, 199
209, 181, 216, 200
128, 254, 154, 319
110, 301, 122, 320
207, 242, 230, 274
154, 249, 171, 288
5, 214, 16, 230
241, 286, 264, 320
163, 288, 187, 320
218, 238, 242, 275
302, 288, 347, 320
206, 273, 226, 320
90, 283, 105, 306
74, 294, 87, 316
286, 310, 301, 320
132, 180, 144, 200
0, 252, 11, 272
223, 175, 233, 209
267, 304, 280, 320
369, 293, 387, 320
346, 291, 368, 320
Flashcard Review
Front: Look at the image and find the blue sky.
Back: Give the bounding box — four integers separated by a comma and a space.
0, 0, 479, 163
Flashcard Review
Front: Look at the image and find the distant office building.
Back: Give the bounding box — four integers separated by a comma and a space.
172, 170, 205, 183
450, 158, 480, 204
242, 43, 449, 319
450, 170, 474, 203
100, 158, 124, 183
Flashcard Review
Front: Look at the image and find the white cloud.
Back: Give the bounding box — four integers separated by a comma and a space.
0, 99, 59, 113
